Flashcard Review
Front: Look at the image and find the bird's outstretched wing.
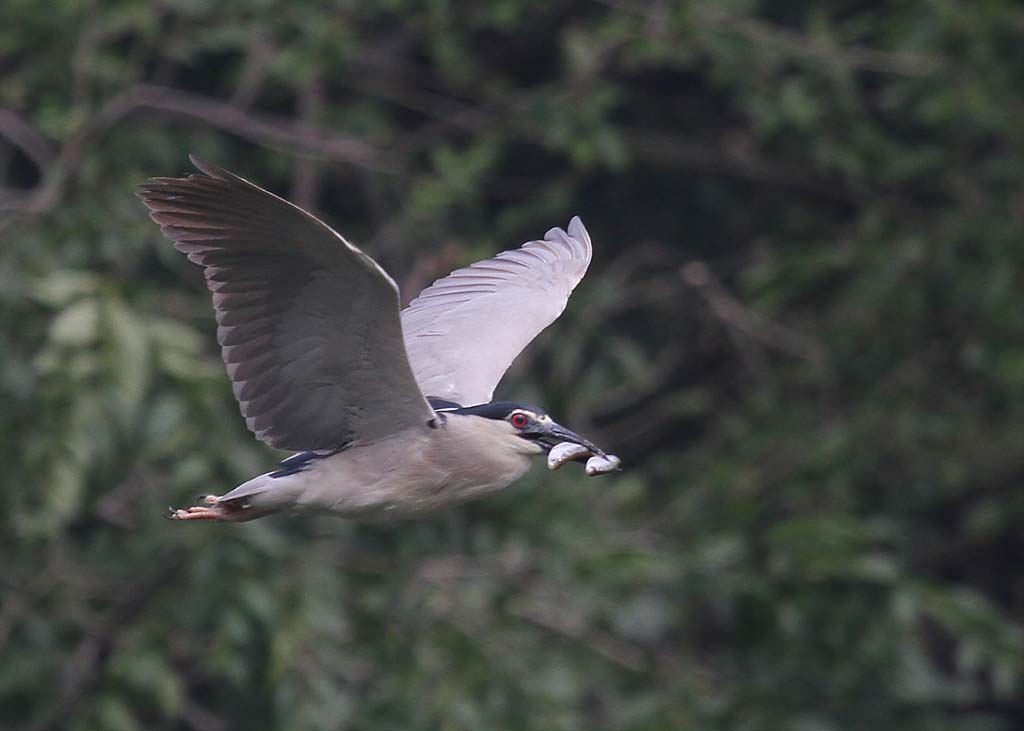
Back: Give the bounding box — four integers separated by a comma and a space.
401, 217, 592, 406
139, 157, 435, 451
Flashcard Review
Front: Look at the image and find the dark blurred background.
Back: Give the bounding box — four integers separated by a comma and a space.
3, 1, 1024, 729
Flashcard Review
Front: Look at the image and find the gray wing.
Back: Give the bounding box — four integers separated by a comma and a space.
401, 217, 592, 405
138, 156, 435, 451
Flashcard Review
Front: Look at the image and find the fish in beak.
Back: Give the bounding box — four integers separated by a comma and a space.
528, 419, 607, 457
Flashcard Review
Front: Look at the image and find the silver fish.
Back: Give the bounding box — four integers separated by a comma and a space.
546, 442, 593, 470
585, 454, 621, 476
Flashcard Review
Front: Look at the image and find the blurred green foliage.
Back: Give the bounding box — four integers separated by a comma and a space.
3, 1, 1024, 729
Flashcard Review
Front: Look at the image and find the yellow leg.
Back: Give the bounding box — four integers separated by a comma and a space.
168, 495, 269, 522
170, 505, 226, 521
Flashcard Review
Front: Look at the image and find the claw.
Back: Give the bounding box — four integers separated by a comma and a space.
171, 505, 225, 521
167, 494, 261, 522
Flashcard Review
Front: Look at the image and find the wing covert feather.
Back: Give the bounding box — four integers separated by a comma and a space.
139, 157, 434, 451
401, 218, 592, 405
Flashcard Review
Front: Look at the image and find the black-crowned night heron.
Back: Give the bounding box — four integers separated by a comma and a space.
139, 157, 619, 523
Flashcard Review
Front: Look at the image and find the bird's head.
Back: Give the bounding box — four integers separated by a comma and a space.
440, 400, 607, 458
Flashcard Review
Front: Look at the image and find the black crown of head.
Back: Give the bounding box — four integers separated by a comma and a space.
428, 398, 547, 420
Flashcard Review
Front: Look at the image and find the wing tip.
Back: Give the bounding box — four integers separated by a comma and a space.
567, 215, 591, 249
542, 215, 592, 260
189, 154, 235, 182
135, 154, 226, 204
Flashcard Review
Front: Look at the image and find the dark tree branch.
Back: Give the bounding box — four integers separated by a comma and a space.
681, 260, 828, 368
123, 84, 384, 170
230, 34, 276, 109
624, 128, 857, 204
290, 76, 326, 210
0, 83, 393, 233
0, 108, 55, 172
29, 561, 180, 731
598, 1, 941, 77
508, 596, 647, 672
699, 9, 942, 76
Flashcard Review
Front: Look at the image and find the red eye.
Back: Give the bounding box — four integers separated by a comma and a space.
510, 413, 529, 428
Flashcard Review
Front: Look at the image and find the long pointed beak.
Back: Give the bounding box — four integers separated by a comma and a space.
535, 421, 607, 457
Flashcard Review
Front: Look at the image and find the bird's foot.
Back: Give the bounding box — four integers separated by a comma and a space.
168, 495, 267, 522
169, 495, 233, 522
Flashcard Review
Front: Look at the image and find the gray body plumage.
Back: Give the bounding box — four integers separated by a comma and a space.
138, 157, 608, 523
223, 415, 542, 520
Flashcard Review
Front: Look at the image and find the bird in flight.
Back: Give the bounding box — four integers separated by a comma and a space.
139, 157, 619, 523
